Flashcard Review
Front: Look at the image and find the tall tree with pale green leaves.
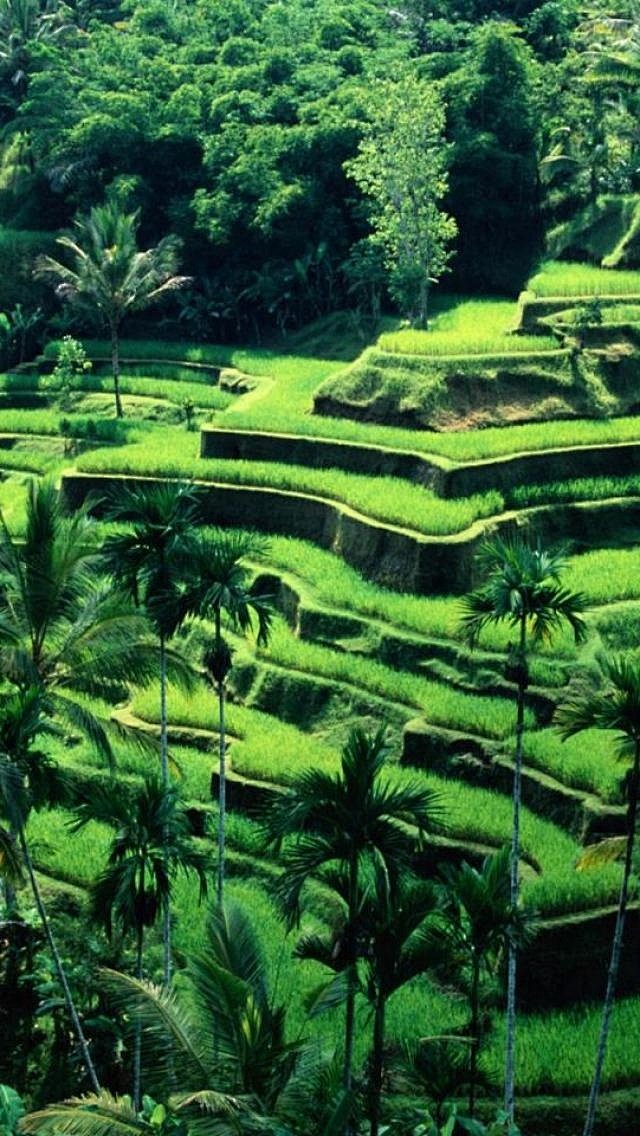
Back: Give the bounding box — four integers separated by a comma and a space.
460, 534, 587, 1124
36, 201, 190, 417
345, 75, 457, 327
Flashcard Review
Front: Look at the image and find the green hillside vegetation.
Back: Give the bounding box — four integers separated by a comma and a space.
314, 267, 640, 430
4, 325, 640, 1135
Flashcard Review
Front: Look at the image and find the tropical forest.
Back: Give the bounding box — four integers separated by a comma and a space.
1, 0, 640, 1134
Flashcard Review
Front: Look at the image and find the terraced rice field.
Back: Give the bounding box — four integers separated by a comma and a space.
5, 272, 640, 1117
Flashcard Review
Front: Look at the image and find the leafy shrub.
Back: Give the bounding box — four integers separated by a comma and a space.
48, 336, 92, 396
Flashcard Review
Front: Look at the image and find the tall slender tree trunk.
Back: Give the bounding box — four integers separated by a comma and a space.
3, 822, 19, 917
215, 607, 227, 907
216, 674, 226, 906
159, 633, 171, 986
17, 823, 101, 1093
369, 988, 386, 1136
469, 954, 481, 1117
110, 323, 124, 419
343, 852, 358, 1135
133, 922, 144, 1112
582, 742, 640, 1136
504, 617, 527, 1124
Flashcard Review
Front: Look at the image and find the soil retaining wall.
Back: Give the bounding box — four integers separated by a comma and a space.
61, 472, 640, 595
201, 426, 640, 501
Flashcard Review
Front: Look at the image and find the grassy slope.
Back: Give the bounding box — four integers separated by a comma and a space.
7, 268, 640, 1099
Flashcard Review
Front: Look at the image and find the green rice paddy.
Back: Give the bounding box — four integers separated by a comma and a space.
8, 274, 640, 1111
528, 261, 640, 297
378, 297, 558, 356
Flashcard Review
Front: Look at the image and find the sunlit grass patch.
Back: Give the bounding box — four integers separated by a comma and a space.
257, 617, 529, 739
509, 474, 640, 510
529, 260, 640, 297
76, 431, 505, 536
130, 683, 340, 784
73, 338, 340, 384
522, 728, 624, 803
569, 547, 640, 604
492, 997, 640, 1094
222, 399, 640, 465
379, 297, 557, 356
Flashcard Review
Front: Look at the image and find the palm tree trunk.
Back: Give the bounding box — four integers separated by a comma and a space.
343, 851, 358, 1134
216, 675, 226, 906
504, 618, 527, 1124
110, 322, 124, 419
3, 821, 19, 917
133, 922, 144, 1112
159, 632, 171, 986
469, 954, 481, 1117
369, 989, 386, 1136
582, 741, 640, 1136
17, 822, 101, 1093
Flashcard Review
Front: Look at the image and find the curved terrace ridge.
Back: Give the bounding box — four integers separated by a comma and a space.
61, 469, 640, 594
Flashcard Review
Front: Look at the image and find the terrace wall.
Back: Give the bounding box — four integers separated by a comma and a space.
61, 472, 640, 595
201, 426, 640, 500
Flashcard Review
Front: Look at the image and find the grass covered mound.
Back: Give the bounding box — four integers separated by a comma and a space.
312, 282, 640, 431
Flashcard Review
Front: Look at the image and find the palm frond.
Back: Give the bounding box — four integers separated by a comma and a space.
100, 968, 215, 1088
0, 820, 23, 885
20, 1094, 150, 1136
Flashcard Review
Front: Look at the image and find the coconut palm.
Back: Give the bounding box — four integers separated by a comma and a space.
187, 530, 273, 905
460, 533, 587, 1123
0, 0, 73, 107
101, 480, 202, 984
0, 478, 163, 761
71, 775, 210, 1110
436, 847, 530, 1117
264, 725, 443, 1113
556, 654, 640, 1136
0, 685, 100, 1092
35, 200, 190, 417
581, 9, 640, 89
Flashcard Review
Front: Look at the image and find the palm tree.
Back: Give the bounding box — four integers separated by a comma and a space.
298, 863, 440, 1136
101, 481, 201, 985
581, 9, 640, 89
264, 725, 443, 1113
460, 534, 587, 1123
98, 903, 335, 1130
21, 1090, 251, 1136
187, 530, 273, 905
20, 906, 346, 1136
436, 847, 529, 1117
0, 0, 73, 107
0, 478, 161, 761
71, 775, 210, 1110
0, 686, 100, 1092
35, 200, 190, 417
556, 655, 640, 1136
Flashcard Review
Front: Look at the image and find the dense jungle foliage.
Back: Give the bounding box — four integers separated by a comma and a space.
0, 0, 638, 342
